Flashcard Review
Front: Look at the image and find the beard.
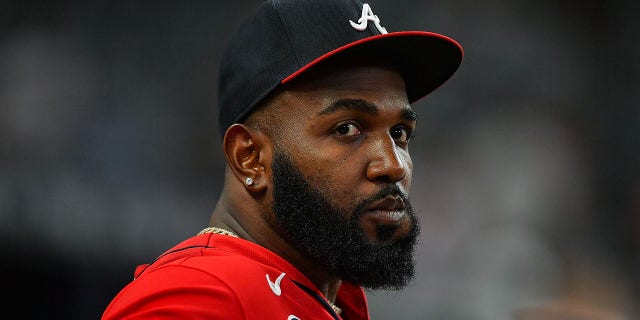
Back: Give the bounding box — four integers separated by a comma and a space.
271, 150, 420, 290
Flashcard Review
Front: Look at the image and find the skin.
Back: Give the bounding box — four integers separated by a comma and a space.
209, 58, 416, 304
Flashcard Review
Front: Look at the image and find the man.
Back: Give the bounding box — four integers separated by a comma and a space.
102, 0, 462, 319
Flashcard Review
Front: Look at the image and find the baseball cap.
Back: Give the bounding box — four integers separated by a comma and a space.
217, 0, 463, 138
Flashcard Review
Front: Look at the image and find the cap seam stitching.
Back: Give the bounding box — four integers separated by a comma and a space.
274, 0, 302, 78
227, 0, 300, 129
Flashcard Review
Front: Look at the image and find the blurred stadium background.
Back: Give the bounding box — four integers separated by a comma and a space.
1, 0, 638, 319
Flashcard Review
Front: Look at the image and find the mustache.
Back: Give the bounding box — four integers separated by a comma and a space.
353, 185, 411, 217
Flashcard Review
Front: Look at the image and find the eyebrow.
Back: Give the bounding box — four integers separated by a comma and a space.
318, 98, 418, 121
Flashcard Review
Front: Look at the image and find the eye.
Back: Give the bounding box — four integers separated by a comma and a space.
390, 126, 412, 143
334, 122, 362, 137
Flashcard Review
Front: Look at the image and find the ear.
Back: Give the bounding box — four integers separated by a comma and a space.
223, 124, 268, 192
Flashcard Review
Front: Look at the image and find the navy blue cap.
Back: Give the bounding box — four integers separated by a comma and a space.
217, 0, 463, 138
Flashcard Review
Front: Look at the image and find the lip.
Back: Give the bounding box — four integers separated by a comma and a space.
363, 196, 407, 223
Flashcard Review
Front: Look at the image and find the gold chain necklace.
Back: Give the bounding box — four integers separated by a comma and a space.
329, 302, 342, 315
198, 227, 239, 238
197, 227, 342, 315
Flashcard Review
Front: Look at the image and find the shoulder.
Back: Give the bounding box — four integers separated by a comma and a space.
102, 234, 307, 319
128, 233, 287, 298
137, 233, 284, 287
102, 261, 248, 319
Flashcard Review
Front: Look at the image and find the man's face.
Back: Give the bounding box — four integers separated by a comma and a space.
263, 62, 419, 289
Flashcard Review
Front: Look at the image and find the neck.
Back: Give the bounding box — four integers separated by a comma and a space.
326, 279, 342, 304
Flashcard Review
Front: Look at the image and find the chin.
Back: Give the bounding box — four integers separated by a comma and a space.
360, 214, 414, 243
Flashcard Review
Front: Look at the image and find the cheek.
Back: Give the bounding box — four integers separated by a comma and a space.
402, 151, 413, 190
301, 154, 367, 205
308, 159, 360, 190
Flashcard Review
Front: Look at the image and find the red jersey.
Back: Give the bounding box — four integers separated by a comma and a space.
102, 232, 370, 320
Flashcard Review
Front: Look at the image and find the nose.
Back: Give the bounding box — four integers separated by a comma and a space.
365, 135, 410, 183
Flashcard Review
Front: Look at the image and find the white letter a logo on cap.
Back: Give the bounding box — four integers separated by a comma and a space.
349, 3, 388, 34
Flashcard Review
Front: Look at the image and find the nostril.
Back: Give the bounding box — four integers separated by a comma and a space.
366, 160, 407, 183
